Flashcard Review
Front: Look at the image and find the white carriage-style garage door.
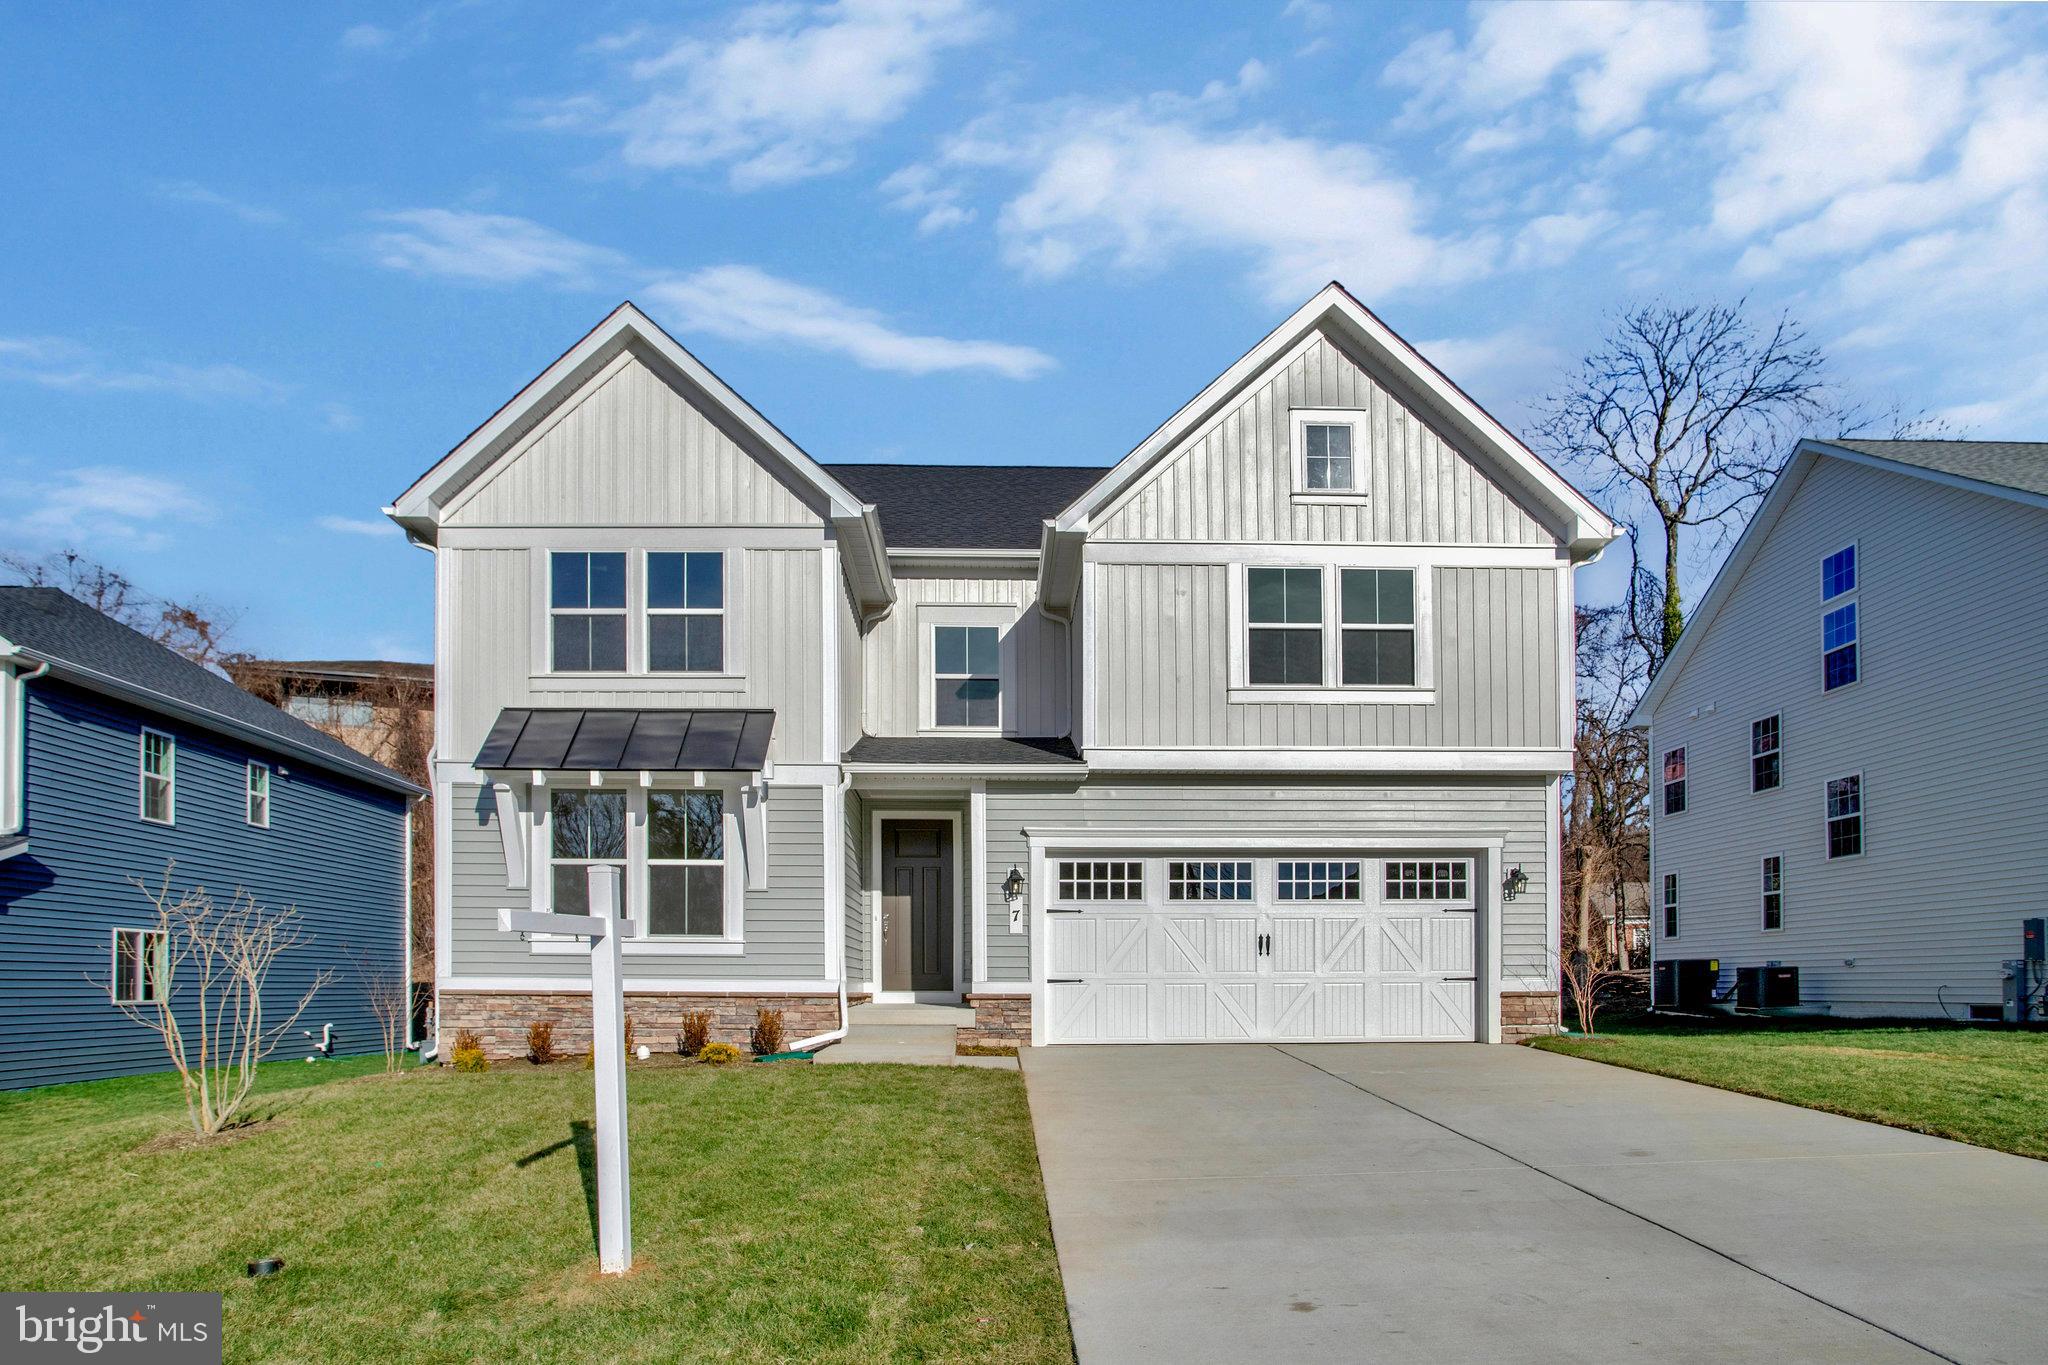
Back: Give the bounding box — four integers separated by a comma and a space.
1043, 853, 1481, 1044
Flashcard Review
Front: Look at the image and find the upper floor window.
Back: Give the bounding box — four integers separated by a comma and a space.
1825, 774, 1863, 858
933, 625, 1000, 728
112, 928, 166, 1004
1751, 715, 1781, 792
1291, 409, 1365, 496
139, 729, 175, 825
1340, 569, 1416, 686
646, 551, 724, 673
1247, 567, 1323, 685
1822, 545, 1856, 601
550, 552, 627, 673
1662, 747, 1686, 815
1239, 564, 1426, 697
1662, 873, 1679, 937
1823, 602, 1859, 690
246, 763, 270, 828
1761, 855, 1784, 931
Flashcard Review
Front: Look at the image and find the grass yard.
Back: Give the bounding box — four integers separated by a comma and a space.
0, 1055, 1073, 1364
1535, 1014, 2048, 1159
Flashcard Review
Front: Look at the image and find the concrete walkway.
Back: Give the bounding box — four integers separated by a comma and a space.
1021, 1043, 2048, 1364
813, 1002, 1017, 1068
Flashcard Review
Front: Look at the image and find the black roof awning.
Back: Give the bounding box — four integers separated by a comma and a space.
476, 708, 775, 772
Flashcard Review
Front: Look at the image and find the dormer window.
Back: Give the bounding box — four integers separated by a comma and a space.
1291, 409, 1366, 498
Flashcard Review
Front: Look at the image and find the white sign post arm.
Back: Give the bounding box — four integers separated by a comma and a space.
587, 863, 632, 1274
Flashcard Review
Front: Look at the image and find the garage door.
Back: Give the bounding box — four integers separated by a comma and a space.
1044, 854, 1479, 1044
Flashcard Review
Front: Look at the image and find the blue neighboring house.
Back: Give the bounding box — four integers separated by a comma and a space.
0, 587, 424, 1089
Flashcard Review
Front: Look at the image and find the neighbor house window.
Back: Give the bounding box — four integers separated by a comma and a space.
1340, 569, 1416, 686
1276, 861, 1362, 901
1384, 860, 1470, 901
1662, 873, 1678, 938
1751, 716, 1781, 792
1826, 774, 1863, 858
551, 551, 627, 672
1168, 860, 1252, 901
1662, 747, 1686, 815
645, 551, 724, 673
285, 694, 374, 728
112, 928, 166, 1004
1822, 545, 1857, 601
647, 790, 724, 937
1303, 422, 1355, 491
140, 730, 175, 825
1821, 545, 1859, 690
933, 625, 1000, 727
245, 763, 270, 828
1761, 855, 1784, 931
1247, 567, 1324, 685
549, 790, 628, 916
1057, 861, 1143, 901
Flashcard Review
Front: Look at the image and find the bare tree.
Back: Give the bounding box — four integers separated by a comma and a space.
350, 946, 409, 1074
1, 548, 241, 668
109, 866, 333, 1136
1563, 595, 1652, 969
1537, 301, 1830, 668
1559, 947, 1635, 1035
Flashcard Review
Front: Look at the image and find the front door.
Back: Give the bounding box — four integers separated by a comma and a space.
881, 821, 953, 992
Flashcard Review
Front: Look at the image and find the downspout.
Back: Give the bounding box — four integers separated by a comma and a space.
790, 767, 855, 1053
1, 648, 51, 847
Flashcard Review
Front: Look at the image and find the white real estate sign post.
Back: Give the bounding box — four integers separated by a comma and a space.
497, 864, 633, 1275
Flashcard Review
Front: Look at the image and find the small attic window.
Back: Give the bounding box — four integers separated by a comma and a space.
1291, 409, 1366, 498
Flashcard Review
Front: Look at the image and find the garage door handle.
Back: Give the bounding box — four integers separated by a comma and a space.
1048, 977, 1083, 985
1258, 933, 1270, 956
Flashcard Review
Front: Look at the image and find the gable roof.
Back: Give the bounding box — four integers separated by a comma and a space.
0, 588, 421, 796
831, 463, 1104, 550
1629, 436, 2048, 727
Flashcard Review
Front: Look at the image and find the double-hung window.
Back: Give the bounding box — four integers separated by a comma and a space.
1826, 774, 1863, 858
1822, 545, 1858, 690
1662, 873, 1679, 938
934, 625, 1000, 727
1340, 569, 1416, 686
647, 790, 725, 937
112, 928, 166, 1004
646, 552, 724, 673
245, 763, 270, 827
1761, 855, 1784, 931
1662, 747, 1686, 815
1247, 567, 1324, 685
140, 730, 175, 825
550, 552, 627, 672
1751, 716, 1781, 792
1292, 410, 1364, 495
549, 790, 628, 916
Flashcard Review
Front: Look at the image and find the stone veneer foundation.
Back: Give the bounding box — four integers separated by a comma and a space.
959, 993, 1032, 1049
438, 991, 840, 1060
1500, 990, 1560, 1042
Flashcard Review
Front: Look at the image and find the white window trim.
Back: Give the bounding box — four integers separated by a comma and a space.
1290, 407, 1369, 501
1662, 746, 1686, 815
1825, 771, 1865, 861
917, 604, 1015, 735
543, 549, 632, 678
1225, 562, 1436, 705
642, 549, 730, 677
245, 762, 271, 828
1750, 714, 1781, 795
531, 546, 749, 686
1165, 858, 1255, 903
1661, 872, 1679, 938
139, 728, 175, 826
1821, 541, 1858, 602
110, 926, 166, 1004
527, 779, 747, 955
1761, 854, 1784, 933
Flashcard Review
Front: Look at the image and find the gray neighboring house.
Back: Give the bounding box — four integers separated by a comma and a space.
387, 284, 1615, 1055
1632, 438, 2048, 1018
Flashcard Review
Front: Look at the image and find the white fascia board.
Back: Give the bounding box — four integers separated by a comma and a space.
841, 763, 1090, 779
1051, 283, 1617, 558
1083, 747, 1572, 775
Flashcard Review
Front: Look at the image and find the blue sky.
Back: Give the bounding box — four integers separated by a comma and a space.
4, 1, 2045, 661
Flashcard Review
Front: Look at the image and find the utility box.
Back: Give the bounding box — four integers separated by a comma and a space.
2025, 917, 2044, 963
1653, 958, 1721, 1009
1736, 966, 1800, 1010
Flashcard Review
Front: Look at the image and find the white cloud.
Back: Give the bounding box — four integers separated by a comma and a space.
365, 210, 630, 286
880, 163, 975, 233
593, 0, 991, 189
643, 265, 1054, 378
6, 466, 210, 550
340, 23, 392, 52
1412, 326, 1563, 412
0, 336, 286, 403
318, 514, 400, 537
320, 401, 362, 432
153, 180, 285, 226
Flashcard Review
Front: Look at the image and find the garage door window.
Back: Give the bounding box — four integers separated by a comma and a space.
1167, 860, 1253, 901
1275, 860, 1362, 901
1384, 860, 1470, 902
1057, 860, 1144, 902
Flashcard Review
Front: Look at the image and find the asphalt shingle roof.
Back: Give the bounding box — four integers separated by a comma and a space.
1829, 439, 2048, 499
0, 587, 418, 794
829, 463, 1105, 550
844, 734, 1082, 766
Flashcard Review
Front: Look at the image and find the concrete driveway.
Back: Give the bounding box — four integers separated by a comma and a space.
1021, 1043, 2048, 1364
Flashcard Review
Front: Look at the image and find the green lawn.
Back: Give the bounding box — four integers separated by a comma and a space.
0, 1055, 1073, 1363
1534, 1014, 2048, 1159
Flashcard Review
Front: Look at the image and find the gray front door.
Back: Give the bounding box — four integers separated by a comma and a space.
881, 821, 953, 992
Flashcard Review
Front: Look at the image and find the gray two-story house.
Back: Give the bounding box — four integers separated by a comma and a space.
1633, 439, 2048, 1019
388, 284, 1615, 1055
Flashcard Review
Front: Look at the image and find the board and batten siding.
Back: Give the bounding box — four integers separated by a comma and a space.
1097, 329, 1556, 546
441, 348, 825, 530
1088, 562, 1561, 749
980, 777, 1551, 985
861, 566, 1069, 737
1647, 456, 2048, 1015
448, 782, 826, 982
440, 545, 826, 765
0, 680, 408, 1089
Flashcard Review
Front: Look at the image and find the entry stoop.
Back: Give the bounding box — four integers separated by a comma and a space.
814, 1002, 1017, 1069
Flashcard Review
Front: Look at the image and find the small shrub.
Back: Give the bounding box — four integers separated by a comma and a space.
526, 1020, 557, 1065
583, 1016, 637, 1068
697, 1041, 744, 1066
624, 1015, 636, 1055
679, 1011, 712, 1057
452, 1029, 488, 1073
750, 1007, 785, 1056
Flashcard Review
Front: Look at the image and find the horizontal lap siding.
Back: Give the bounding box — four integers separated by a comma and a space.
981, 777, 1551, 984
862, 567, 1069, 737
448, 783, 825, 982
1648, 459, 2048, 1012
844, 791, 867, 984
0, 681, 408, 1089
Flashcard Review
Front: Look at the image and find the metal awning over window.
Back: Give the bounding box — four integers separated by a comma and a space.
475, 708, 775, 772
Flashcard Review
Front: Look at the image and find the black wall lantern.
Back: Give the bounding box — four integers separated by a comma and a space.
1002, 864, 1027, 903
1502, 866, 1528, 901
